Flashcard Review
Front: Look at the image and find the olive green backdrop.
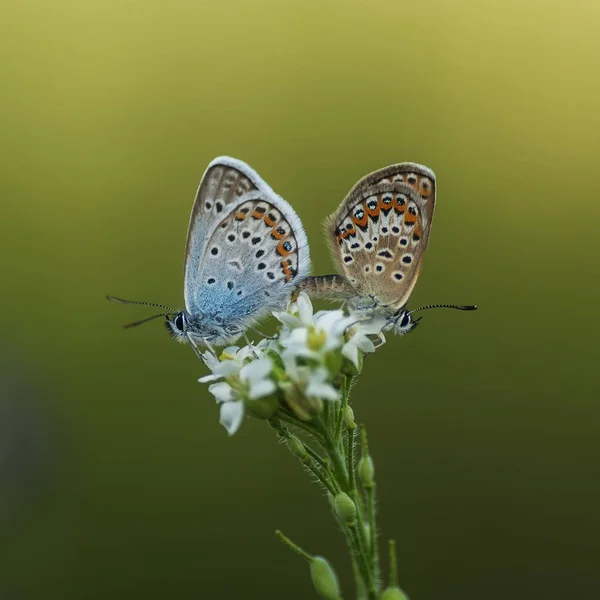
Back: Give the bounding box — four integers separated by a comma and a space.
1, 1, 599, 599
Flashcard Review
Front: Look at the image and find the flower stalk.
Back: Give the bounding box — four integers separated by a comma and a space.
197, 293, 405, 599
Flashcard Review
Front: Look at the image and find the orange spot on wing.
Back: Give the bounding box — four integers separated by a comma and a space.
251, 210, 265, 220
413, 222, 423, 240
264, 215, 276, 227
234, 211, 247, 221
351, 203, 369, 228
281, 259, 294, 281
271, 228, 285, 240
277, 241, 291, 257
366, 199, 380, 218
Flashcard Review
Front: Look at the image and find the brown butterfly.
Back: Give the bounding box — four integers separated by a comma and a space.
298, 163, 476, 340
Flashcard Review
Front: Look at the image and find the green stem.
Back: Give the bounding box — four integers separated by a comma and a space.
303, 444, 327, 471
346, 427, 357, 494
388, 539, 398, 588
275, 530, 312, 562
272, 419, 337, 496
366, 483, 378, 581
315, 419, 349, 489
304, 457, 337, 496
348, 523, 377, 600
277, 411, 327, 446
334, 376, 350, 442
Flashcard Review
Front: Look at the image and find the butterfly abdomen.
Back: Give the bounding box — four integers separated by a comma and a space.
295, 274, 357, 301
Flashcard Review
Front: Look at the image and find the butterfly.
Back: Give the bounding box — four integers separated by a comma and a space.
298, 162, 476, 339
108, 156, 311, 356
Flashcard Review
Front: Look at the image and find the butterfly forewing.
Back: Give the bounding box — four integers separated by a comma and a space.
325, 163, 436, 308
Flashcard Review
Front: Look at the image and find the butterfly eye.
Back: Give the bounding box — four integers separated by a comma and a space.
174, 314, 185, 332
400, 312, 411, 328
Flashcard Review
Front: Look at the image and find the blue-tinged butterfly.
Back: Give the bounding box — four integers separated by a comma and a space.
109, 157, 311, 355
298, 163, 475, 339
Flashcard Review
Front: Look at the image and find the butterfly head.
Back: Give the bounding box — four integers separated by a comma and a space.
386, 309, 421, 336
164, 310, 191, 343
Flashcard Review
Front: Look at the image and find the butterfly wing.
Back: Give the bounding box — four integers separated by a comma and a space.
325, 163, 436, 309
184, 157, 310, 336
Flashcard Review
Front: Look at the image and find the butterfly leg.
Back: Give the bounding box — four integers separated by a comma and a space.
251, 327, 278, 341
199, 337, 218, 358
373, 331, 387, 349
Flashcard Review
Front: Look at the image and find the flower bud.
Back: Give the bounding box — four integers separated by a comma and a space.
286, 434, 308, 461
244, 394, 280, 419
334, 492, 357, 525
380, 586, 410, 600
282, 383, 323, 421
310, 556, 342, 600
343, 405, 356, 430
324, 350, 343, 378
363, 522, 371, 548
358, 454, 375, 489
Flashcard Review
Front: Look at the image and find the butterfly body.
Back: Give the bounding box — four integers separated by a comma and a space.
299, 162, 475, 336
111, 157, 311, 351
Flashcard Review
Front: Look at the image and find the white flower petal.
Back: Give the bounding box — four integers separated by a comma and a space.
280, 327, 309, 349
220, 345, 241, 358
352, 334, 376, 354
198, 373, 220, 383
352, 316, 387, 335
219, 401, 245, 435
273, 311, 303, 329
213, 361, 243, 378
202, 351, 220, 371
306, 378, 339, 401
314, 310, 346, 331
248, 379, 277, 400
296, 293, 314, 325
236, 344, 261, 361
208, 381, 235, 403
342, 342, 360, 369
240, 357, 272, 383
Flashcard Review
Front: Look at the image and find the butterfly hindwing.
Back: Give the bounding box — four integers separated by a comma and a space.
325, 163, 436, 308
184, 157, 310, 336
193, 197, 310, 322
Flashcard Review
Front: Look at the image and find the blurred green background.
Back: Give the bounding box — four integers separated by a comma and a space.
1, 1, 599, 598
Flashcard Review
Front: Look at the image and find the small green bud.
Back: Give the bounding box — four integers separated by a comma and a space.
363, 522, 371, 548
324, 350, 343, 378
334, 492, 357, 525
282, 383, 323, 421
310, 556, 342, 600
380, 586, 410, 600
286, 434, 308, 461
343, 405, 356, 430
244, 393, 280, 419
358, 455, 375, 488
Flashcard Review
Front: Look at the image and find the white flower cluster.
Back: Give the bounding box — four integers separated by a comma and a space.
199, 293, 384, 434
